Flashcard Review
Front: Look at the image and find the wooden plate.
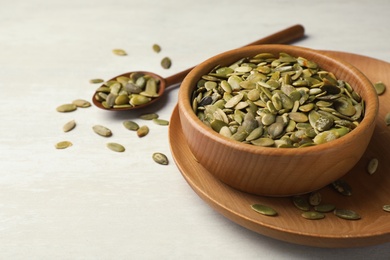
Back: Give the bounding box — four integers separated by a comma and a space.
168, 51, 390, 248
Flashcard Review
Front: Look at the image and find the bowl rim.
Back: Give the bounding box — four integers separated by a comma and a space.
179, 44, 379, 156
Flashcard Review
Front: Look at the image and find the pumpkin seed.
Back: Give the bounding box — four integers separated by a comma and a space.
63, 120, 76, 132
152, 44, 161, 53
139, 113, 159, 120
301, 211, 325, 220
161, 57, 172, 69
112, 49, 127, 56
383, 205, 390, 212
153, 118, 169, 126
106, 142, 125, 152
251, 204, 278, 216
385, 112, 390, 126
56, 104, 77, 112
137, 125, 149, 137
123, 120, 139, 131
334, 209, 361, 220
314, 204, 336, 213
92, 125, 112, 137
152, 152, 169, 165
292, 196, 310, 211
55, 141, 72, 149
89, 78, 104, 84
72, 99, 91, 108
367, 158, 379, 175
309, 192, 322, 206
331, 179, 352, 196
374, 81, 386, 95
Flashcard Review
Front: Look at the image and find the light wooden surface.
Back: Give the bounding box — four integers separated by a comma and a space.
2, 0, 390, 259
170, 50, 390, 247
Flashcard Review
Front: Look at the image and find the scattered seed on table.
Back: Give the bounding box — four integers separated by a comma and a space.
92, 125, 112, 137
152, 152, 169, 165
72, 99, 91, 108
89, 78, 104, 84
139, 113, 159, 120
55, 141, 72, 149
153, 118, 169, 126
152, 44, 161, 53
161, 57, 172, 69
56, 103, 77, 112
137, 125, 149, 137
106, 142, 125, 152
63, 120, 76, 132
123, 120, 139, 131
112, 49, 127, 56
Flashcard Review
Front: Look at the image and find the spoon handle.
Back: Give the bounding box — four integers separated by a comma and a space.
165, 24, 305, 87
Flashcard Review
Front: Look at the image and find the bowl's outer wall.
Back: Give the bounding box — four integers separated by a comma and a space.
178, 45, 378, 196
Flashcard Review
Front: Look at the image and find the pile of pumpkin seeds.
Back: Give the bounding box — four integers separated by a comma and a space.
192, 52, 365, 148
94, 72, 161, 109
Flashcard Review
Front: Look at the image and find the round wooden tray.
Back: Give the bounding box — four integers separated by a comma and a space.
168, 51, 390, 248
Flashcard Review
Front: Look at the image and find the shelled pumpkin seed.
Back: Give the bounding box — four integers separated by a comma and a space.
191, 52, 365, 148
374, 81, 386, 95
72, 99, 91, 108
89, 78, 104, 84
153, 118, 169, 126
367, 158, 379, 175
63, 120, 76, 132
313, 204, 336, 213
152, 152, 169, 165
301, 211, 325, 220
123, 120, 139, 131
292, 195, 310, 211
94, 72, 161, 108
106, 142, 125, 152
92, 125, 112, 137
55, 141, 72, 149
152, 44, 161, 53
56, 103, 77, 112
333, 209, 361, 220
331, 179, 352, 196
112, 49, 127, 56
137, 125, 149, 137
139, 113, 159, 120
383, 205, 390, 212
385, 112, 390, 126
161, 57, 172, 69
251, 204, 278, 216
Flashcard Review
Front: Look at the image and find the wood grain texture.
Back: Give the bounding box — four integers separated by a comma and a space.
169, 51, 390, 248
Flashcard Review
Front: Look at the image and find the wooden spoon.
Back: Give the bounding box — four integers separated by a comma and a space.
92, 24, 305, 111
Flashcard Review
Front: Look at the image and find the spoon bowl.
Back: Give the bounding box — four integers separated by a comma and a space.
92, 24, 305, 111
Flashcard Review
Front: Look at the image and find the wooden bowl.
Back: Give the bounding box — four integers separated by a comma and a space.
177, 45, 379, 197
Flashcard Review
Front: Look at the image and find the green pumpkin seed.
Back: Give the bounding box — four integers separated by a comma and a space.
292, 196, 310, 211
89, 78, 104, 84
56, 104, 77, 112
72, 99, 91, 108
123, 120, 139, 131
367, 158, 379, 175
137, 125, 149, 137
112, 49, 127, 56
152, 44, 161, 53
374, 81, 386, 95
309, 192, 322, 206
106, 142, 125, 152
63, 120, 76, 132
161, 57, 172, 69
55, 141, 72, 149
385, 112, 390, 126
301, 211, 325, 220
139, 113, 159, 120
130, 95, 151, 106
251, 204, 278, 216
152, 152, 169, 165
92, 125, 112, 137
383, 205, 390, 212
333, 209, 361, 220
331, 179, 352, 196
314, 204, 336, 213
153, 118, 169, 126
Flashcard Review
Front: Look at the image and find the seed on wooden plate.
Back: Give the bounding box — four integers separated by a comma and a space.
383, 205, 390, 212
92, 125, 112, 137
374, 81, 386, 95
314, 204, 336, 213
106, 142, 125, 152
309, 192, 322, 206
152, 152, 169, 165
112, 49, 127, 56
153, 118, 169, 126
152, 44, 161, 53
89, 78, 104, 84
72, 99, 91, 108
331, 179, 352, 196
367, 158, 379, 175
56, 104, 77, 112
301, 211, 325, 220
333, 209, 361, 220
385, 112, 390, 126
139, 113, 159, 120
55, 141, 72, 149
123, 120, 139, 131
251, 204, 278, 216
161, 57, 172, 69
292, 196, 310, 211
63, 120, 76, 132
137, 125, 149, 137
